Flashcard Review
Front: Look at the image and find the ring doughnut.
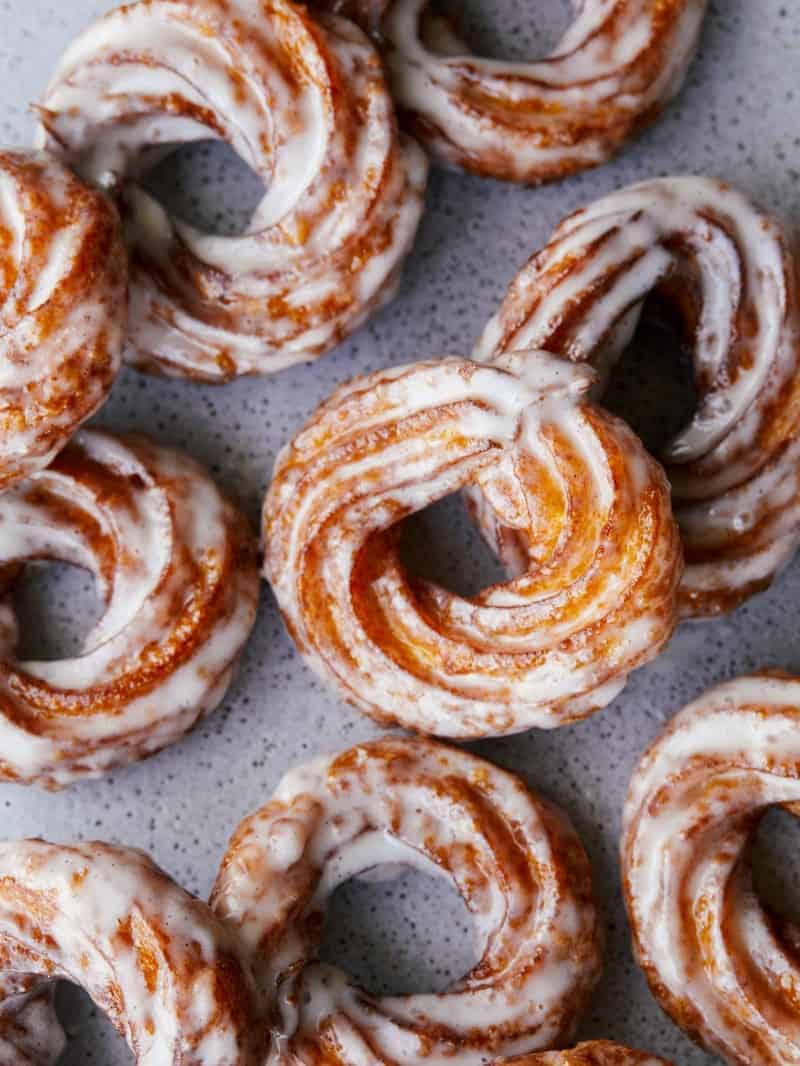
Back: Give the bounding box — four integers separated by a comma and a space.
315, 0, 707, 183
0, 975, 65, 1065
37, 0, 428, 382
212, 736, 603, 1064
0, 839, 265, 1064
622, 672, 800, 1066
0, 150, 126, 488
476, 177, 800, 618
0, 428, 259, 789
263, 350, 681, 738
501, 1042, 672, 1066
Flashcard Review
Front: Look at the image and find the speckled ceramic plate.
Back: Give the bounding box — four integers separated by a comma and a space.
2, 2, 800, 1062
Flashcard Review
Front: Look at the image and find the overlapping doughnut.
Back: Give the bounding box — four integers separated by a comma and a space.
212, 736, 603, 1064
0, 429, 259, 789
0, 149, 126, 489
0, 840, 265, 1064
36, 0, 428, 382
501, 1043, 672, 1066
476, 177, 800, 618
315, 0, 707, 182
623, 673, 800, 1066
264, 350, 681, 738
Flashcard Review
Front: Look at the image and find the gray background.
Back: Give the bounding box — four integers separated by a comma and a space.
3, 1, 800, 1061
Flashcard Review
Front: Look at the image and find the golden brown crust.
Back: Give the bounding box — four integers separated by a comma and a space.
212, 736, 603, 1063
37, 0, 427, 380
476, 177, 800, 617
263, 352, 682, 738
313, 0, 707, 183
623, 673, 800, 1066
0, 841, 266, 1064
0, 150, 126, 488
0, 429, 259, 788
500, 1042, 673, 1066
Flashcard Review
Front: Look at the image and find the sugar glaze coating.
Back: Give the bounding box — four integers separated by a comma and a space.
38, 0, 427, 381
0, 840, 265, 1064
0, 150, 126, 488
0, 429, 259, 789
623, 673, 800, 1066
213, 736, 603, 1064
476, 177, 800, 617
263, 350, 681, 738
316, 0, 706, 183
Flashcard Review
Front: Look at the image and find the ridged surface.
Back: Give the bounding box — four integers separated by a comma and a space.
213, 736, 602, 1065
0, 841, 265, 1065
37, 0, 428, 381
263, 351, 681, 738
476, 177, 800, 618
0, 429, 259, 788
504, 1042, 672, 1066
0, 149, 126, 488
315, 0, 706, 182
623, 673, 800, 1066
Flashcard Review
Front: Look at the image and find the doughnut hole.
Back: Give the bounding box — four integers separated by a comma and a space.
434, 0, 572, 63
750, 806, 800, 929
11, 562, 104, 661
399, 492, 507, 598
601, 291, 698, 456
318, 863, 480, 997
56, 984, 130, 1064
141, 139, 266, 237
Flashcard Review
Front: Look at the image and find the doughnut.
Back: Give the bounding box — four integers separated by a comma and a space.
0, 840, 265, 1064
313, 0, 707, 183
263, 350, 681, 738
0, 975, 65, 1065
212, 736, 603, 1063
622, 672, 800, 1066
500, 1042, 672, 1066
0, 149, 126, 488
476, 177, 800, 618
0, 429, 259, 789
37, 0, 428, 382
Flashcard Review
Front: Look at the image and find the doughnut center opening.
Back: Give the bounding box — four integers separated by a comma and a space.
433, 0, 573, 63
601, 294, 698, 456
751, 806, 800, 928
318, 864, 480, 996
55, 983, 131, 1063
399, 492, 507, 598
142, 140, 266, 237
12, 562, 104, 662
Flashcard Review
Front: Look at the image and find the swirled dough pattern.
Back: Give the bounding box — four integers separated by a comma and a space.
213, 736, 603, 1065
0, 429, 259, 789
317, 0, 707, 183
0, 840, 265, 1065
37, 0, 427, 381
0, 150, 126, 488
476, 177, 800, 617
623, 673, 800, 1066
502, 1042, 672, 1066
264, 350, 681, 738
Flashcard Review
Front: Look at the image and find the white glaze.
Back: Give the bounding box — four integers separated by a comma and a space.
348, 0, 706, 182
0, 429, 259, 789
37, 0, 428, 381
0, 841, 265, 1064
263, 350, 681, 738
476, 176, 800, 617
0, 150, 126, 487
623, 674, 800, 1066
213, 736, 602, 1065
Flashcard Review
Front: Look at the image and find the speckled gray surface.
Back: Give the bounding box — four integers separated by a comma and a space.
3, 1, 800, 1062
